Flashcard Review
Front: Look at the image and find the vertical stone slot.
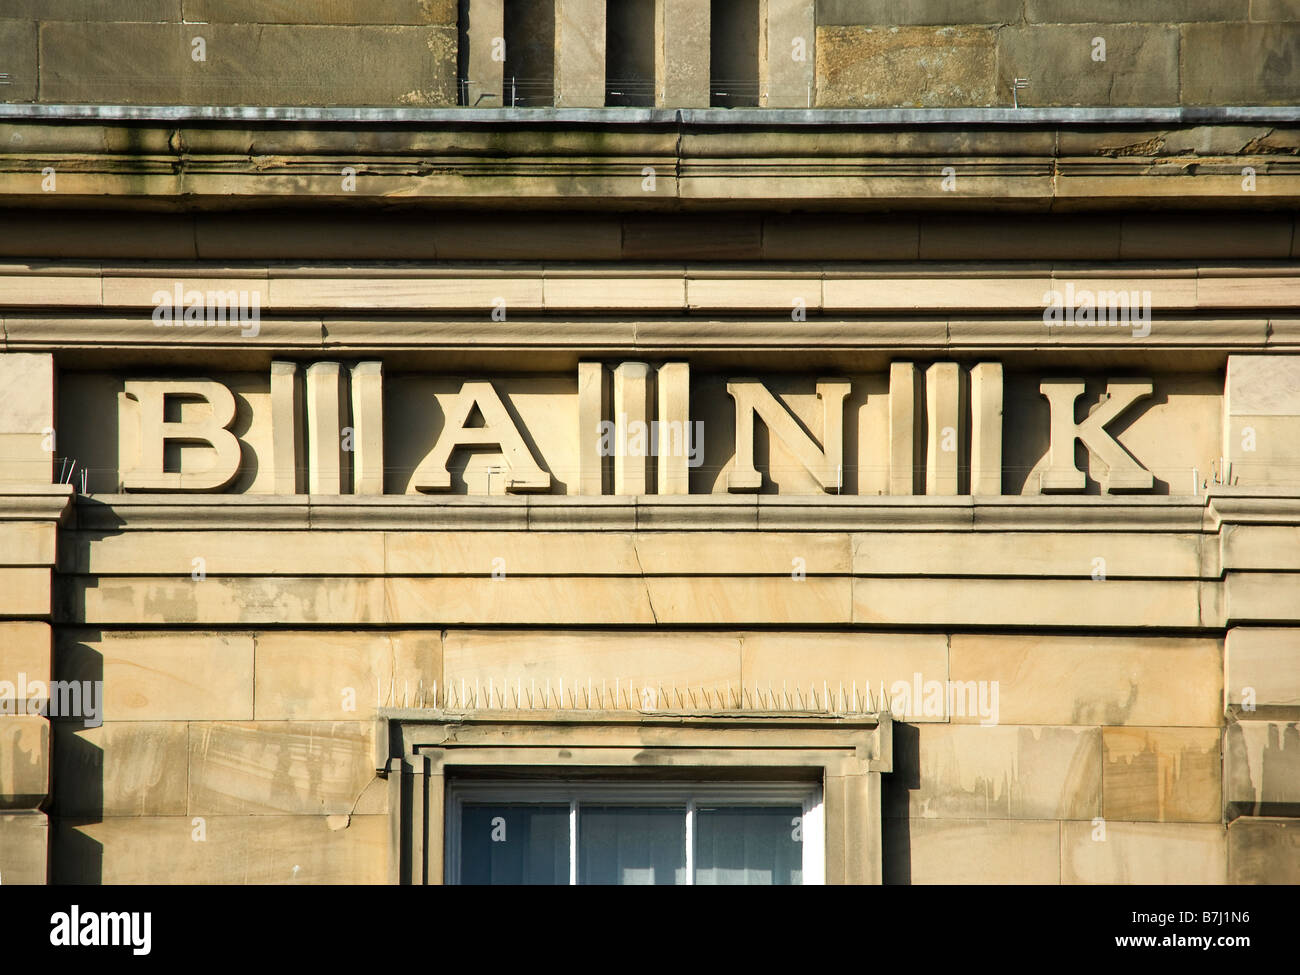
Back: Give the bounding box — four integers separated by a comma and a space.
606, 0, 656, 106
504, 0, 556, 106
710, 0, 759, 107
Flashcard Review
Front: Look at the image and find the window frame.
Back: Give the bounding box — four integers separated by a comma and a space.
379, 708, 890, 885
445, 779, 824, 885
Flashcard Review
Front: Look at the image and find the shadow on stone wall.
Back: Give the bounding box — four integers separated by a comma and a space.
882, 721, 919, 885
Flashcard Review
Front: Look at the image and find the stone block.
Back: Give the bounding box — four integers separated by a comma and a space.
442, 629, 741, 705
886, 818, 1060, 885
553, 0, 605, 106
0, 569, 50, 617
254, 630, 440, 720
182, 0, 456, 23
0, 622, 51, 712
187, 721, 375, 816
817, 0, 1023, 25
3, 1, 179, 17
763, 0, 816, 108
1226, 627, 1300, 714
0, 812, 47, 884
762, 215, 920, 260
657, 0, 710, 107
1225, 572, 1300, 625
1102, 727, 1221, 823
908, 724, 1101, 820
0, 21, 37, 102
53, 814, 388, 884
52, 721, 188, 817
647, 576, 852, 625
0, 715, 47, 808
741, 631, 948, 719
38, 22, 456, 106
1222, 526, 1300, 572
1224, 719, 1300, 816
1061, 821, 1226, 884
1120, 215, 1294, 260
69, 576, 387, 626
0, 523, 57, 568
1224, 355, 1300, 489
816, 26, 997, 107
855, 577, 1202, 629
57, 630, 254, 722
949, 633, 1222, 727
1227, 817, 1300, 884
385, 576, 656, 625
0, 353, 53, 485
996, 25, 1180, 106
1026, 0, 1246, 21
66, 529, 385, 575
1182, 23, 1300, 104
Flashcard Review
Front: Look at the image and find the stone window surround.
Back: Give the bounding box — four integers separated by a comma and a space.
378, 708, 892, 884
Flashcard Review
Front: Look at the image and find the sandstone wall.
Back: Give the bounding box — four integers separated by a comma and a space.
1, 0, 1296, 107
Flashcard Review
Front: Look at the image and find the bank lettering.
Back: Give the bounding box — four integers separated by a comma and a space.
116, 360, 1158, 497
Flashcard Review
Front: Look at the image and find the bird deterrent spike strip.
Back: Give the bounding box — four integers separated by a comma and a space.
383, 678, 883, 714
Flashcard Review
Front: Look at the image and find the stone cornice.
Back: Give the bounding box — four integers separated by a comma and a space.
0, 113, 1297, 210
69, 493, 1231, 533
0, 485, 76, 522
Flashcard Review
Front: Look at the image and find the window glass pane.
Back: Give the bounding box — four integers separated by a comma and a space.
694, 805, 803, 885
578, 806, 686, 885
460, 804, 570, 885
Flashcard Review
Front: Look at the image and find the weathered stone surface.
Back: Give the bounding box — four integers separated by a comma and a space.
53, 814, 388, 884
1227, 816, 1300, 884
950, 634, 1222, 727
885, 818, 1060, 884
182, 0, 457, 24
1102, 727, 1221, 823
855, 578, 1202, 629
0, 716, 47, 808
1061, 821, 1226, 884
57, 630, 254, 721
0, 353, 53, 485
1224, 719, 1300, 816
908, 725, 1101, 820
443, 629, 739, 704
1182, 23, 1300, 104
1225, 627, 1300, 713
254, 630, 440, 720
0, 21, 38, 103
656, 0, 709, 107
0, 812, 47, 884
2, 1, 179, 17
553, 0, 605, 107
996, 25, 1180, 106
817, 0, 1023, 25
741, 632, 948, 719
37, 22, 456, 106
69, 576, 387, 626
53, 721, 188, 817
763, 0, 816, 108
1224, 356, 1300, 488
1026, 0, 1247, 21
187, 721, 375, 815
816, 26, 997, 107
0, 569, 51, 618
0, 622, 51, 707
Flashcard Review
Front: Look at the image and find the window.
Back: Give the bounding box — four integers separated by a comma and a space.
381, 709, 890, 885
447, 781, 823, 885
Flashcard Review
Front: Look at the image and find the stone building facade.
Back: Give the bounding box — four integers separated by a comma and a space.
1, 1, 1298, 884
